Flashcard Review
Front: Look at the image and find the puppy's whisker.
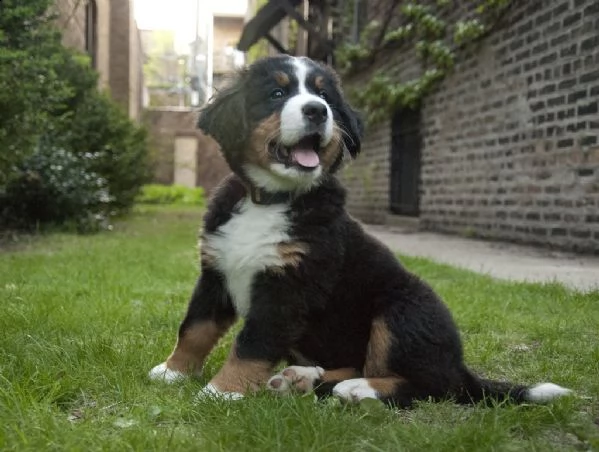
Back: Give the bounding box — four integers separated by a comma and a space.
334, 125, 355, 146
262, 131, 281, 152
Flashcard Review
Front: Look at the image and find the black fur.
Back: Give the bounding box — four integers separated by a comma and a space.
161, 55, 561, 408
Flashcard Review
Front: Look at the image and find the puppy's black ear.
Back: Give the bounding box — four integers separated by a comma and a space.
339, 105, 364, 158
197, 72, 248, 152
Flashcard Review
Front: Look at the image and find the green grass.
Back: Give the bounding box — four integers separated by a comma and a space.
0, 205, 597, 451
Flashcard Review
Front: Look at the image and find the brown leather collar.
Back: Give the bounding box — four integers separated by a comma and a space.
248, 185, 295, 205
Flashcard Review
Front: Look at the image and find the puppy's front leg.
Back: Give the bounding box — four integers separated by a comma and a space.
204, 272, 306, 398
149, 268, 236, 382
203, 341, 273, 398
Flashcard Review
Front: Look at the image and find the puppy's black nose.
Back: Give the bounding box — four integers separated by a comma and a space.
302, 101, 327, 124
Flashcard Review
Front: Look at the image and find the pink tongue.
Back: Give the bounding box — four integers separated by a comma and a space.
291, 149, 320, 168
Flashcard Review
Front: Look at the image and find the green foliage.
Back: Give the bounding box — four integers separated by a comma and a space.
402, 3, 446, 39
136, 184, 206, 206
335, 20, 383, 74
454, 19, 486, 45
352, 69, 444, 123
0, 145, 111, 232
143, 30, 179, 89
50, 90, 151, 210
382, 24, 415, 46
336, 0, 512, 124
0, 0, 150, 230
0, 0, 71, 185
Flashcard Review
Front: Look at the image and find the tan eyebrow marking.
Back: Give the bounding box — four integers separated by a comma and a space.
314, 75, 325, 90
274, 71, 290, 87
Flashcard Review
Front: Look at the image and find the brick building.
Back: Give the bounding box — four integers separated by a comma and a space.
190, 10, 246, 102
212, 13, 246, 90
142, 7, 244, 193
239, 0, 599, 253
55, 0, 145, 120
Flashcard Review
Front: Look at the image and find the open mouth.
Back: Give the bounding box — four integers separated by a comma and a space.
268, 134, 321, 171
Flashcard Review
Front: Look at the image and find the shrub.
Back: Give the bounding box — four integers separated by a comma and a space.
0, 0, 70, 187
0, 0, 150, 230
51, 90, 151, 210
136, 184, 206, 206
0, 145, 111, 232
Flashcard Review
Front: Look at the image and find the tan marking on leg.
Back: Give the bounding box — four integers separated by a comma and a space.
365, 377, 406, 397
166, 320, 233, 375
274, 71, 290, 87
363, 317, 393, 377
319, 128, 343, 172
321, 368, 361, 382
249, 113, 280, 168
209, 345, 274, 394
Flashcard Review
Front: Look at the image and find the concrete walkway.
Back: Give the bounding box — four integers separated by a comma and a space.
364, 225, 599, 293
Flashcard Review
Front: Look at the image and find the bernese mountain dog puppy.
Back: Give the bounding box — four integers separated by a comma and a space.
149, 55, 571, 407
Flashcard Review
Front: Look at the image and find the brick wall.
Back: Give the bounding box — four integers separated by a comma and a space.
144, 108, 230, 193
340, 0, 599, 253
129, 20, 144, 120
55, 0, 110, 89
339, 32, 422, 223
109, 0, 132, 114
341, 120, 391, 224
55, 0, 139, 112
55, 0, 85, 50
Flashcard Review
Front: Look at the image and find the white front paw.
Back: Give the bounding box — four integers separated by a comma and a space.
148, 362, 186, 383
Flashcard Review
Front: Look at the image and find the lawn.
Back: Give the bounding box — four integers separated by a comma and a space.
1, 205, 597, 451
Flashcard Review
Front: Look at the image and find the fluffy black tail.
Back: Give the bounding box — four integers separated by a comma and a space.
458, 367, 572, 405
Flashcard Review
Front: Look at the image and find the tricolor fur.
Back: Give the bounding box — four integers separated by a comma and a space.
149, 55, 571, 407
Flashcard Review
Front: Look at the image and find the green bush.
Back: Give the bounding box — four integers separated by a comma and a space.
0, 0, 150, 230
0, 145, 111, 232
51, 90, 151, 210
136, 184, 206, 206
0, 0, 70, 186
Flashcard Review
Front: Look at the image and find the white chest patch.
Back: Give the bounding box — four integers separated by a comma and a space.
204, 199, 291, 316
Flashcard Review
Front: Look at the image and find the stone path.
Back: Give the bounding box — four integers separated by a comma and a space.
364, 225, 599, 293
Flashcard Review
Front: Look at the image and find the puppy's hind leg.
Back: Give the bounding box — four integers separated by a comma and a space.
328, 315, 421, 407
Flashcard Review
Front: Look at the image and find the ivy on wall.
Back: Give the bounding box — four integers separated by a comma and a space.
335, 0, 513, 124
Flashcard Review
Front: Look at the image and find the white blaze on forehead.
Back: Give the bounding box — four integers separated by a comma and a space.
293, 57, 310, 94
279, 57, 334, 147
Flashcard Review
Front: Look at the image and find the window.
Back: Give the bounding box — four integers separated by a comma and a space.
390, 108, 422, 216
85, 0, 97, 68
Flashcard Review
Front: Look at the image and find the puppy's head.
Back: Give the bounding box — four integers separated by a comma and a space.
198, 55, 363, 193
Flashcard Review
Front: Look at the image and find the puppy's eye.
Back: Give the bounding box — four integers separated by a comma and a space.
270, 88, 285, 100
318, 89, 328, 101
